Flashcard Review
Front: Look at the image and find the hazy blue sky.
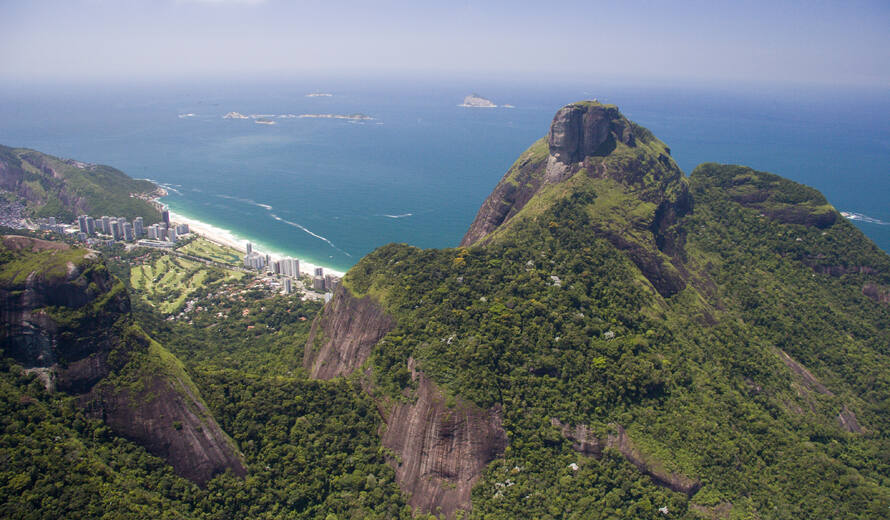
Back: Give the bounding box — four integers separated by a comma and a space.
1, 0, 888, 86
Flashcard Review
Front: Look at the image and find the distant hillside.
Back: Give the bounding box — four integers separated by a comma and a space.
0, 145, 161, 224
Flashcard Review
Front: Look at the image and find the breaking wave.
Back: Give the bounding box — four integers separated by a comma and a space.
841, 211, 889, 225
269, 213, 351, 257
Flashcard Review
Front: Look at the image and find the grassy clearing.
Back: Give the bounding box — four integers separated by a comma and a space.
177, 238, 242, 266
129, 254, 244, 314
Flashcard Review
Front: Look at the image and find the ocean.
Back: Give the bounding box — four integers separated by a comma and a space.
1, 78, 888, 272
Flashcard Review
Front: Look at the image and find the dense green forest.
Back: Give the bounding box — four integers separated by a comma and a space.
2, 107, 890, 518
341, 171, 890, 518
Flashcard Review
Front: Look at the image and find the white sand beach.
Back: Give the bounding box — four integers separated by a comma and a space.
168, 210, 346, 278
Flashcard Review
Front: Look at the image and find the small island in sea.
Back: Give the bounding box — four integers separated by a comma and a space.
295, 113, 373, 121
223, 111, 373, 121
223, 111, 249, 119
459, 93, 497, 108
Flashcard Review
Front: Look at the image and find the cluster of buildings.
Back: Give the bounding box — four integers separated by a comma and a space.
73, 209, 190, 246
242, 242, 340, 294
36, 216, 66, 234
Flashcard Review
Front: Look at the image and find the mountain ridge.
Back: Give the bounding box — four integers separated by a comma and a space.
305, 101, 890, 518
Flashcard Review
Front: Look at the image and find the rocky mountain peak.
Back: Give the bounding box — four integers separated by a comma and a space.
547, 101, 634, 165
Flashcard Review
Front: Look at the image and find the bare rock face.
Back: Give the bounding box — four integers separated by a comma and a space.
303, 286, 394, 379
0, 236, 245, 485
89, 356, 248, 485
547, 102, 634, 166
382, 366, 507, 518
862, 283, 890, 304
304, 291, 507, 517
552, 418, 701, 497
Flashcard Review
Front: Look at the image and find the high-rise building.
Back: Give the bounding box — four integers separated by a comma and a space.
101, 216, 111, 234
77, 215, 88, 233
246, 242, 252, 255
175, 223, 189, 235
134, 217, 144, 237
270, 261, 281, 274
123, 222, 134, 241
85, 216, 95, 235
110, 221, 122, 240
77, 232, 87, 242
278, 257, 300, 278
243, 252, 265, 270
162, 209, 170, 226
283, 278, 292, 295
314, 267, 324, 276
167, 228, 178, 242
312, 276, 325, 292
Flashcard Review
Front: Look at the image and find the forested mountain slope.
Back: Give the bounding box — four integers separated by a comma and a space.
0, 145, 161, 223
306, 102, 890, 519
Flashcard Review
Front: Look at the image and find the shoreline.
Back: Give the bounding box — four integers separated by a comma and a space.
167, 209, 346, 278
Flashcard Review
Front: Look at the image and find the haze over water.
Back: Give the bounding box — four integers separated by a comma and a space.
1, 79, 888, 272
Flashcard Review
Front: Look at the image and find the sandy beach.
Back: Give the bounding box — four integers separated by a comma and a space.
168, 210, 346, 278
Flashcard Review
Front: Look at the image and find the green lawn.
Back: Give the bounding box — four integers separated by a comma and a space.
176, 237, 242, 266
129, 254, 244, 314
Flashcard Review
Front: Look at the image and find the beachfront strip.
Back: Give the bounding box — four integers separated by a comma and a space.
243, 242, 340, 296
62, 208, 190, 248
28, 209, 340, 300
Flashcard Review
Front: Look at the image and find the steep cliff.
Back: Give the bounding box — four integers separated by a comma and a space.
551, 419, 701, 496
303, 285, 394, 379
382, 363, 507, 518
303, 285, 505, 517
0, 235, 244, 484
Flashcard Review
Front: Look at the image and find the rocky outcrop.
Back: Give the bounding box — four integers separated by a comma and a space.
462, 101, 691, 297
461, 138, 551, 247
88, 347, 248, 485
547, 102, 635, 173
862, 283, 890, 304
382, 363, 507, 518
775, 348, 833, 396
303, 285, 394, 379
551, 419, 701, 497
462, 102, 649, 247
304, 289, 507, 517
0, 236, 245, 485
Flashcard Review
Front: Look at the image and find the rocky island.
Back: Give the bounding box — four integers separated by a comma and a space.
459, 93, 497, 108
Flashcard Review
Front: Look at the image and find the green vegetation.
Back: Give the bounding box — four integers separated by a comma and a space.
340, 162, 890, 518
177, 238, 243, 266
126, 251, 244, 315
0, 144, 161, 223
3, 111, 890, 518
0, 236, 412, 519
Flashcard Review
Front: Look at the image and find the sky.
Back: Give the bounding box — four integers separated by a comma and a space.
1, 0, 889, 86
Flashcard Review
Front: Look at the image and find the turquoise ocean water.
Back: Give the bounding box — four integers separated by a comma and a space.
1, 79, 887, 272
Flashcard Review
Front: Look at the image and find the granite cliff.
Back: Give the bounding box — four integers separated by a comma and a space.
0, 235, 245, 485
303, 286, 507, 517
